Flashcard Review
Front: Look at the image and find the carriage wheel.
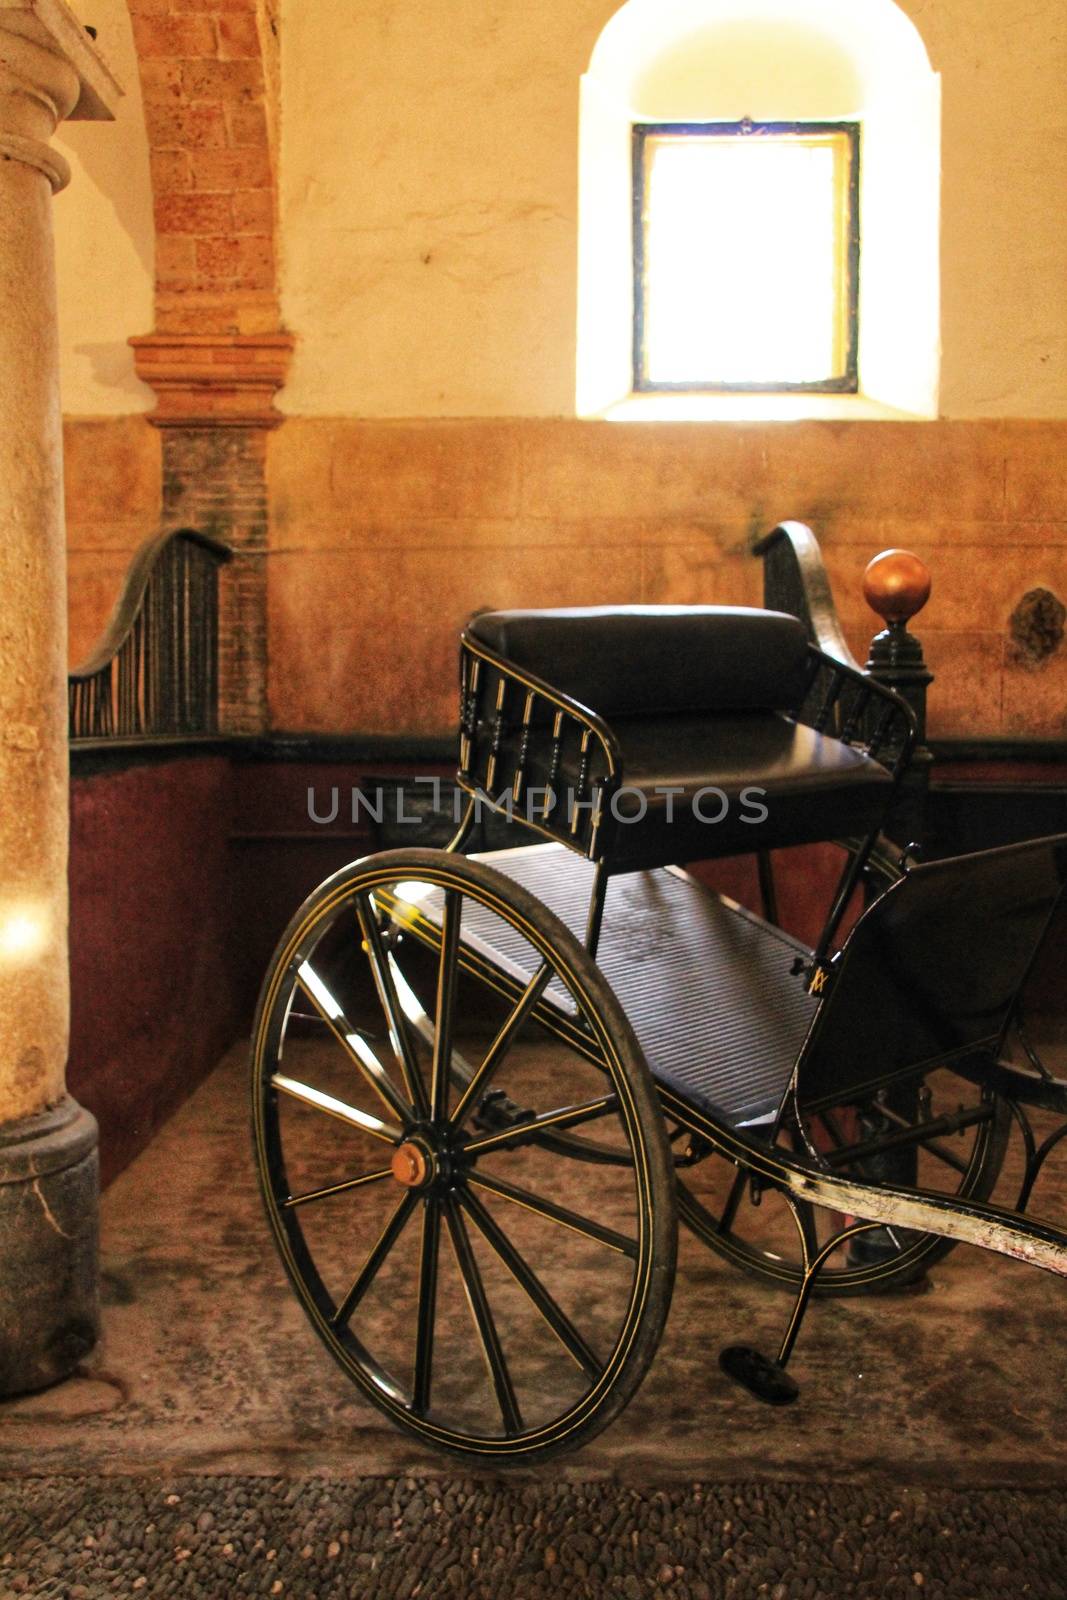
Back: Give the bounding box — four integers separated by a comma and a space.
676, 1076, 1010, 1296
678, 836, 1011, 1295
252, 849, 676, 1463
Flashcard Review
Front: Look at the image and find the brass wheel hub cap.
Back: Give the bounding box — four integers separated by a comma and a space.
391, 1140, 432, 1189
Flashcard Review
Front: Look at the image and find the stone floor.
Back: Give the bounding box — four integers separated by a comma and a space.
3, 1040, 1067, 1489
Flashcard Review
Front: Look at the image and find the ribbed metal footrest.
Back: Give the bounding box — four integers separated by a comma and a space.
471, 845, 817, 1129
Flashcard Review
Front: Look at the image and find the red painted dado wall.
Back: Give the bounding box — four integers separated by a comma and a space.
68, 756, 242, 1185
68, 751, 439, 1185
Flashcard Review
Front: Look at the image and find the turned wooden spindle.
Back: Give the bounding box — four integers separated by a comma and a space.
863, 548, 934, 849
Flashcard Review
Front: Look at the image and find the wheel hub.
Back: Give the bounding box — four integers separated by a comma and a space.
391, 1139, 434, 1189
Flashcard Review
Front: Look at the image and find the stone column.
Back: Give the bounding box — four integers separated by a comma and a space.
0, 0, 121, 1395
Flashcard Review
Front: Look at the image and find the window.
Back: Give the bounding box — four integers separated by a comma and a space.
633, 120, 859, 392
577, 0, 940, 421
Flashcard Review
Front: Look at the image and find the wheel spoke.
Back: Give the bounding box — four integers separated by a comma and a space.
412, 1199, 441, 1414
284, 1167, 392, 1209
295, 960, 412, 1123
451, 962, 554, 1128
443, 1198, 523, 1436
384, 947, 481, 1096
331, 1190, 418, 1328
462, 1095, 618, 1157
468, 1170, 637, 1259
271, 1073, 403, 1144
431, 890, 462, 1120
356, 897, 430, 1120
460, 1187, 604, 1380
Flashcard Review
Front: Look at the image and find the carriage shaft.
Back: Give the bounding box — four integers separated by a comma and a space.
659, 1086, 1067, 1279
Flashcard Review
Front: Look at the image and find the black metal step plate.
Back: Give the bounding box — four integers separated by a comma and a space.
466, 845, 818, 1128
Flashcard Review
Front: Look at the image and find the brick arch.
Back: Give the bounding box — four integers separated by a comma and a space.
123, 0, 292, 734
128, 0, 279, 331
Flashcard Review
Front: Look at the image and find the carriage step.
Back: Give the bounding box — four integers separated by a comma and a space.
719, 1345, 800, 1406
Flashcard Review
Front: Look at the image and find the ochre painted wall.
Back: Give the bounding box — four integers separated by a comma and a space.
266, 417, 1067, 740
62, 0, 1067, 742
64, 418, 161, 671
61, 403, 1067, 742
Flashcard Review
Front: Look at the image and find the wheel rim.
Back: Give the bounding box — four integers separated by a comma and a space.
676, 1071, 1008, 1294
677, 837, 1009, 1295
252, 851, 674, 1459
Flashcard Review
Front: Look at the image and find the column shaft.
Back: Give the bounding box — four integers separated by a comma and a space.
0, 146, 70, 1126
0, 6, 121, 1395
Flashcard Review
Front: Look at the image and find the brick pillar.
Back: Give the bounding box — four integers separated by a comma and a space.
127, 0, 292, 734
159, 425, 269, 733
129, 338, 291, 734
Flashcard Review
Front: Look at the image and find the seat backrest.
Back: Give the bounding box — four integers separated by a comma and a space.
467, 605, 810, 717
793, 833, 1067, 1112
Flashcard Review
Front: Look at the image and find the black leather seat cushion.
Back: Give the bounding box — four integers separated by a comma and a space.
469, 606, 810, 717
603, 711, 892, 868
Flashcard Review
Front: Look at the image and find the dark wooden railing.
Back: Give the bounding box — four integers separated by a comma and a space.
68, 528, 231, 742
754, 519, 861, 669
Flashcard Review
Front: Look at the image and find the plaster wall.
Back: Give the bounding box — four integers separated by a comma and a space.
59, 0, 1067, 743
266, 417, 1067, 741
278, 0, 1067, 420
54, 0, 155, 415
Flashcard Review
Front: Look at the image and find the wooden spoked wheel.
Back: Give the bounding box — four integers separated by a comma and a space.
252, 849, 676, 1464
677, 838, 1011, 1295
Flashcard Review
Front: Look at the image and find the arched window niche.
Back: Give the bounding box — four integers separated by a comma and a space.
577, 0, 940, 420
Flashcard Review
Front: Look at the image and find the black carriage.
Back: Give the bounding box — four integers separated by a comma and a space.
251, 561, 1067, 1463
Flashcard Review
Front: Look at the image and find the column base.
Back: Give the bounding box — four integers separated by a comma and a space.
0, 1095, 99, 1397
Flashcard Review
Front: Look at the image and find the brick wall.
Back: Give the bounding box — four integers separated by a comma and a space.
161, 427, 270, 733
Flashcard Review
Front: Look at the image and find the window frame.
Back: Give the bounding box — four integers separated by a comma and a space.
631, 119, 861, 396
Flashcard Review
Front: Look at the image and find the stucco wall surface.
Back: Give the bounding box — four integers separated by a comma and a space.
55, 0, 155, 415
278, 0, 1067, 419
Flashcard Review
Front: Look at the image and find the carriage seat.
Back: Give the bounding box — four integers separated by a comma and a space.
467, 606, 895, 869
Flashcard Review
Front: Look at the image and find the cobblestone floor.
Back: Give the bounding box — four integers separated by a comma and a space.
3, 1474, 1067, 1600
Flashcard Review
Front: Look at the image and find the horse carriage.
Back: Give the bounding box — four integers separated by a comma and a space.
250, 529, 1067, 1463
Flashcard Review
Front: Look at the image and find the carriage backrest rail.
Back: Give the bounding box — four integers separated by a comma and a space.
458, 608, 916, 867
458, 633, 623, 859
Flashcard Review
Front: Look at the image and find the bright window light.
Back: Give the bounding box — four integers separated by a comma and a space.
634, 122, 858, 392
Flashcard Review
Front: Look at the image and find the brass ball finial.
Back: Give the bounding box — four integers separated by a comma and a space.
863, 549, 931, 625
